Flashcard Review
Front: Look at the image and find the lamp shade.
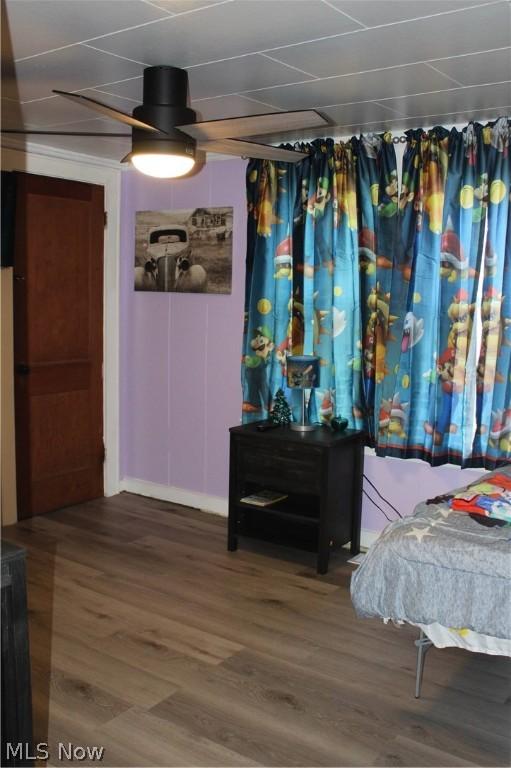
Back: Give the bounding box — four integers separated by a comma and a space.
287, 355, 320, 389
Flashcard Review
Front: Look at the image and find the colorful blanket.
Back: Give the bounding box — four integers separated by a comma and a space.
449, 473, 511, 522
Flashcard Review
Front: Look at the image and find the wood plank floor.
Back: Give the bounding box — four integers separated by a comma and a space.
3, 492, 510, 767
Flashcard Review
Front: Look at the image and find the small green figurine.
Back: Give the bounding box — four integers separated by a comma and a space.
270, 388, 292, 425
331, 416, 348, 432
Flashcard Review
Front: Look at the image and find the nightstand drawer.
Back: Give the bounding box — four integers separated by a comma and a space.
237, 440, 322, 493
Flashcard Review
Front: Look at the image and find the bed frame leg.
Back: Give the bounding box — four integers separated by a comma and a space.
414, 630, 433, 698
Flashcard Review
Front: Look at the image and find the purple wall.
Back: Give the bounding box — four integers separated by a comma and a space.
120, 159, 246, 498
120, 158, 484, 533
361, 454, 481, 531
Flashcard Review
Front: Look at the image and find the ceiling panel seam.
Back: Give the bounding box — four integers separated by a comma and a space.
81, 43, 150, 67
258, 53, 319, 81
424, 63, 465, 88
319, 0, 368, 28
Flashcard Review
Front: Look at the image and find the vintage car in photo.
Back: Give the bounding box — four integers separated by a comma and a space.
146, 225, 192, 291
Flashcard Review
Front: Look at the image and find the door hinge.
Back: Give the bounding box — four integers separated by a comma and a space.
101, 441, 106, 462
104, 211, 108, 228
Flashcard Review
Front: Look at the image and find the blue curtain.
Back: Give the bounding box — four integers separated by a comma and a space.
242, 135, 397, 430
242, 120, 510, 468
378, 119, 511, 468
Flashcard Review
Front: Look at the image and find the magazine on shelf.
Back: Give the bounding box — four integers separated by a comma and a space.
240, 489, 288, 507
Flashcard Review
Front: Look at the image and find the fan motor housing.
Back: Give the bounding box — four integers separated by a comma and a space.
142, 65, 188, 106
132, 65, 197, 151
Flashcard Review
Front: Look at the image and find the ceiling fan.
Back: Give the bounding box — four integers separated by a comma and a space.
3, 65, 329, 178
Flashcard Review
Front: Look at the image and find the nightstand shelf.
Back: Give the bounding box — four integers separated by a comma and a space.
228, 422, 364, 573
237, 500, 319, 525
238, 488, 319, 521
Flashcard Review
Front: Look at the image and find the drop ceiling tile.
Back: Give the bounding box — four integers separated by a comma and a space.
145, 0, 226, 13
2, 95, 77, 128
243, 64, 456, 110
430, 48, 511, 86
80, 88, 140, 109
322, 101, 404, 126
188, 55, 315, 100
3, 1, 168, 62
1, 92, 125, 128
328, 0, 485, 27
94, 78, 144, 102
270, 2, 511, 78
191, 95, 280, 121
381, 81, 511, 117
3, 44, 145, 102
93, 53, 316, 103
20, 134, 131, 161
89, 1, 362, 68
33, 116, 131, 133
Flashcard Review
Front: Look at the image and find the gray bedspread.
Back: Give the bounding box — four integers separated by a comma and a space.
351, 467, 511, 640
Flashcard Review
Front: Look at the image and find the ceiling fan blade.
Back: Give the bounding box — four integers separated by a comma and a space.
178, 109, 328, 142
197, 138, 307, 162
52, 90, 161, 133
2, 129, 130, 136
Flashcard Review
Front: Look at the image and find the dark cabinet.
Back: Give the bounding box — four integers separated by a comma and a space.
228, 423, 364, 573
1, 542, 33, 767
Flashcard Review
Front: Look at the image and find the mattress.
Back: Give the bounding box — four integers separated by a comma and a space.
414, 622, 511, 656
351, 467, 511, 641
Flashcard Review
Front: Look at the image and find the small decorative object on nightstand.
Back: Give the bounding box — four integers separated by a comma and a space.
228, 422, 364, 574
331, 416, 349, 432
270, 388, 292, 425
287, 355, 319, 431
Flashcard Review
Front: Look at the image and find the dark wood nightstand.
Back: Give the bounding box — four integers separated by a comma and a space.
228, 422, 364, 574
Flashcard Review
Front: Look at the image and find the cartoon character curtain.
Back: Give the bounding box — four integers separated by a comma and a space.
242, 135, 397, 432
242, 119, 510, 469
378, 118, 510, 468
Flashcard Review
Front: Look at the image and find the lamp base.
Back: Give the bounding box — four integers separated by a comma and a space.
290, 388, 318, 432
289, 422, 317, 432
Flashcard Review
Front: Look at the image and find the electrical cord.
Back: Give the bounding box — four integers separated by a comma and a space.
362, 488, 393, 522
363, 474, 403, 518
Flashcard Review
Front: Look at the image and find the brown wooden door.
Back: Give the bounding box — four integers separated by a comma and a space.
13, 173, 104, 518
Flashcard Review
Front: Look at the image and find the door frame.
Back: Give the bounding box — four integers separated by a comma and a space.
2, 142, 121, 505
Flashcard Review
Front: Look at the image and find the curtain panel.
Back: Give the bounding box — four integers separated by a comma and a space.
378, 119, 510, 468
241, 119, 510, 469
242, 136, 398, 431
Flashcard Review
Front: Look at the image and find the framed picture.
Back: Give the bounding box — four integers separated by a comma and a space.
134, 207, 233, 294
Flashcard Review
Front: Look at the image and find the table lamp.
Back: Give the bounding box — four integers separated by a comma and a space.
287, 355, 320, 432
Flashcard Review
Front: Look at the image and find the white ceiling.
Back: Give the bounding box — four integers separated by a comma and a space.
1, 0, 510, 162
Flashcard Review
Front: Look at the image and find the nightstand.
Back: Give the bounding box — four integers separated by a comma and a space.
228, 422, 364, 574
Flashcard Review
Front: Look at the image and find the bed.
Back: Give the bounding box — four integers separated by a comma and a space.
350, 466, 511, 696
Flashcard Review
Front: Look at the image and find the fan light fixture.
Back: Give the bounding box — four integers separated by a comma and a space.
131, 152, 195, 178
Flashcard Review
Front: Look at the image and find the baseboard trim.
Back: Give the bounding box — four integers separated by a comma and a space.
119, 477, 228, 517
120, 476, 381, 549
